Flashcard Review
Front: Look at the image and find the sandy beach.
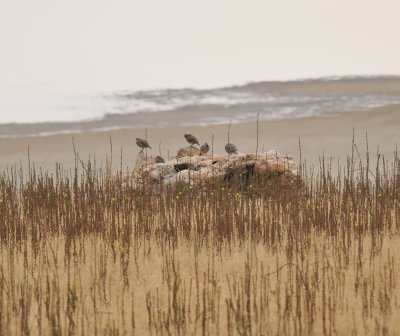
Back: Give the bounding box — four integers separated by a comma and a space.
1, 104, 399, 173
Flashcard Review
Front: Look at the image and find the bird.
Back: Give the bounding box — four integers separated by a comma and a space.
200, 143, 209, 156
184, 134, 200, 147
136, 138, 152, 152
155, 156, 165, 164
225, 143, 238, 155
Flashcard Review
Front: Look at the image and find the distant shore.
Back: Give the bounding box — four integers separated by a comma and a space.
0, 104, 399, 173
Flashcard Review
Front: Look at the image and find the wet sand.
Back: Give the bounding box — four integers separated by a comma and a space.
0, 104, 399, 174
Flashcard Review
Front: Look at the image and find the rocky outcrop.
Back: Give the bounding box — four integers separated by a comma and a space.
134, 149, 297, 187
176, 146, 201, 158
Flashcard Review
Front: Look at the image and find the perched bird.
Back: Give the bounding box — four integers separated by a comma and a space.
184, 134, 200, 146
225, 143, 238, 155
136, 138, 152, 152
155, 156, 165, 164
200, 143, 209, 156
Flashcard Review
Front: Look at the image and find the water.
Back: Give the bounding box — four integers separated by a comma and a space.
1, 76, 400, 138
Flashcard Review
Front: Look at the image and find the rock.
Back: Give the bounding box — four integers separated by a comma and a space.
135, 163, 176, 182
220, 153, 255, 172
211, 155, 225, 162
136, 152, 155, 167
136, 152, 146, 167
132, 150, 297, 188
245, 153, 257, 161
175, 170, 190, 183
167, 155, 209, 167
267, 159, 296, 173
254, 159, 271, 176
149, 164, 176, 180
167, 155, 224, 172
198, 160, 213, 167
176, 146, 200, 158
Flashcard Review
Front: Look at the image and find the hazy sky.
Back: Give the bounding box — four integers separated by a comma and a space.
1, 0, 400, 89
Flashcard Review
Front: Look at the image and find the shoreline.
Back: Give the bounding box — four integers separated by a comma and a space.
0, 105, 399, 173
2, 76, 400, 138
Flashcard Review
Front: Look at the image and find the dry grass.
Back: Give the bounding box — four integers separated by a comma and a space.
0, 144, 399, 335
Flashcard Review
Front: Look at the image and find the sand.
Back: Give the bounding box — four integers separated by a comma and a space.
241, 76, 400, 95
0, 104, 399, 174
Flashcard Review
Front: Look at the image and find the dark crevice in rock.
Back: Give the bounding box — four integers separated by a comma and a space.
174, 163, 196, 172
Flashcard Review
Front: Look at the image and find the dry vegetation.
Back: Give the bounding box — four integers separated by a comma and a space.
0, 144, 400, 336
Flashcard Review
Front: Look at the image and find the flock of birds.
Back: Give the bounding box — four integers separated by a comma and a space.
136, 133, 238, 163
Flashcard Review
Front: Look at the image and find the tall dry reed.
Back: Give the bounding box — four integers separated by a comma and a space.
0, 143, 399, 335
